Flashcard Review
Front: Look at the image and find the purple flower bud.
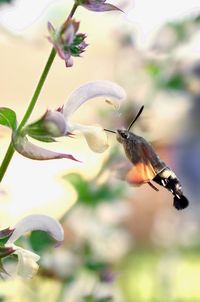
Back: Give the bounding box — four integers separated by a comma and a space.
44, 110, 68, 137
47, 19, 88, 67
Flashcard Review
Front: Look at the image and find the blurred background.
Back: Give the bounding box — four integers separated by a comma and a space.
0, 0, 200, 301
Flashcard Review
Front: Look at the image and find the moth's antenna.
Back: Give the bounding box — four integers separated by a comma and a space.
127, 105, 144, 131
104, 128, 116, 134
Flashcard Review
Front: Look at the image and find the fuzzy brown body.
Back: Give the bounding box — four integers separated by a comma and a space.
116, 129, 189, 210
119, 132, 166, 174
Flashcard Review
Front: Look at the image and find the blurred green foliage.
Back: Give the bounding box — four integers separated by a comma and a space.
85, 259, 108, 272
145, 62, 186, 91
159, 14, 200, 50
29, 231, 55, 253
119, 248, 200, 302
64, 172, 124, 206
83, 295, 113, 302
0, 0, 13, 4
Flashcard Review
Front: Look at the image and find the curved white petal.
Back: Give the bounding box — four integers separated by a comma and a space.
12, 133, 78, 161
7, 215, 64, 244
72, 123, 109, 153
14, 247, 40, 279
63, 80, 126, 118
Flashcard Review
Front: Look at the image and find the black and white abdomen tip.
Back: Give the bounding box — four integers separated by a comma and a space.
173, 194, 189, 210
153, 168, 189, 210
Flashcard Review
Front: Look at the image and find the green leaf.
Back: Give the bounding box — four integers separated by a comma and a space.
0, 107, 17, 130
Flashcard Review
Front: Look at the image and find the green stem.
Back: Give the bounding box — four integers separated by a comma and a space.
18, 48, 56, 131
0, 143, 14, 181
0, 3, 78, 182
68, 2, 78, 19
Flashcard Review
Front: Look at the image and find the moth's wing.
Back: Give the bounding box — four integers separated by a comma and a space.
126, 161, 156, 185
126, 144, 157, 185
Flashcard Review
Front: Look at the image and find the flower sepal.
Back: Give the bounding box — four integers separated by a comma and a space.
24, 110, 68, 143
69, 33, 88, 57
0, 227, 14, 240
48, 19, 88, 67
0, 246, 15, 259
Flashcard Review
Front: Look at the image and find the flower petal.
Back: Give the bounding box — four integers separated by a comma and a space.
63, 80, 126, 117
62, 22, 75, 45
15, 247, 40, 279
72, 123, 109, 153
7, 214, 64, 244
43, 111, 68, 137
82, 3, 122, 12
47, 21, 55, 36
12, 132, 79, 161
65, 56, 73, 67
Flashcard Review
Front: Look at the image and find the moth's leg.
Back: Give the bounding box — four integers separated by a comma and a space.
148, 182, 159, 192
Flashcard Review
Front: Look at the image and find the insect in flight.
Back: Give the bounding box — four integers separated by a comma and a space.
104, 106, 189, 210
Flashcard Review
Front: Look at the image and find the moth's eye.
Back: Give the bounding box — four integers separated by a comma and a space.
121, 132, 129, 139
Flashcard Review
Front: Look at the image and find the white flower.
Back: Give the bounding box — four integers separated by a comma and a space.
12, 80, 126, 160
62, 80, 126, 153
5, 214, 64, 279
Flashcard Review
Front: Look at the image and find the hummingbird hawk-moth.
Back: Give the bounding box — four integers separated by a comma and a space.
105, 106, 189, 210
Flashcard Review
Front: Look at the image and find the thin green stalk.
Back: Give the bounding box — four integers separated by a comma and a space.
18, 47, 56, 132
0, 143, 14, 181
56, 281, 69, 302
67, 2, 78, 20
0, 3, 78, 182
